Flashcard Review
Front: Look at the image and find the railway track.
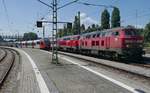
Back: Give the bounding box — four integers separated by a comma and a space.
58, 51, 150, 78
58, 50, 150, 69
0, 48, 15, 88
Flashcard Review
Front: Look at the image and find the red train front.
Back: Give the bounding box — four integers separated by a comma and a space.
80, 27, 144, 59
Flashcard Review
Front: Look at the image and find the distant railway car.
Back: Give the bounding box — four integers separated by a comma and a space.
19, 38, 50, 50
39, 38, 51, 50
21, 41, 27, 48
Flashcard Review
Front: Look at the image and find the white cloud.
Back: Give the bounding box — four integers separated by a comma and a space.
80, 12, 98, 28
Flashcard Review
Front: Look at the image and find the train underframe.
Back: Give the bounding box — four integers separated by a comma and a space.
59, 46, 144, 61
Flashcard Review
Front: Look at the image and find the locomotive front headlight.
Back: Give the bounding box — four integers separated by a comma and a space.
126, 44, 130, 48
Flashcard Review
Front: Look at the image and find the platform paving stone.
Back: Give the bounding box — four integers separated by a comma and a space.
15, 49, 41, 93
20, 48, 132, 93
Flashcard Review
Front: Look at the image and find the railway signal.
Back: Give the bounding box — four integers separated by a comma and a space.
37, 0, 79, 64
37, 21, 42, 28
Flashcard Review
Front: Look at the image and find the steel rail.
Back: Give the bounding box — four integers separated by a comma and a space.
0, 49, 15, 88
0, 48, 7, 63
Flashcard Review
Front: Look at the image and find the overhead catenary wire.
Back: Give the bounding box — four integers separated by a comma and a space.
121, 11, 150, 25
77, 1, 115, 8
2, 0, 12, 33
57, 0, 79, 10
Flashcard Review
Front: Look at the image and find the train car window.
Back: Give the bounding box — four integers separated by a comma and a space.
32, 43, 35, 46
102, 32, 106, 37
97, 33, 101, 37
37, 41, 40, 44
88, 35, 91, 39
86, 35, 88, 39
125, 29, 138, 36
83, 36, 86, 39
125, 30, 132, 36
113, 31, 119, 36
110, 31, 113, 36
92, 41, 95, 46
101, 40, 104, 46
115, 31, 119, 36
96, 41, 99, 46
105, 32, 109, 37
93, 34, 96, 38
108, 31, 112, 36
73, 36, 80, 40
82, 41, 84, 46
41, 42, 44, 45
85, 41, 87, 46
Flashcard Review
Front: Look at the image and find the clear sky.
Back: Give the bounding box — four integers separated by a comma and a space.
0, 0, 150, 37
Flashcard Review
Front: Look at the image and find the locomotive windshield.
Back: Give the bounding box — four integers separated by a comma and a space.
125, 29, 139, 36
44, 38, 50, 45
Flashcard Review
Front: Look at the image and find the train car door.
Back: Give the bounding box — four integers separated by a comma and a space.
32, 40, 34, 48
112, 31, 120, 48
106, 31, 111, 49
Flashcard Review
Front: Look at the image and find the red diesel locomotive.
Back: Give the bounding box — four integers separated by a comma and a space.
58, 35, 80, 52
58, 27, 144, 60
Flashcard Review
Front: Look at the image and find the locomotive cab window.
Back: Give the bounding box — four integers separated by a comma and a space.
93, 34, 96, 38
97, 33, 100, 37
102, 32, 106, 37
125, 29, 138, 36
113, 31, 119, 36
37, 41, 40, 44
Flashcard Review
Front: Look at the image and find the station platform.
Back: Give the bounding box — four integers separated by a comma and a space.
13, 48, 134, 93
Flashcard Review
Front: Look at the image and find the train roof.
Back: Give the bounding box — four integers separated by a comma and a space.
81, 26, 136, 36
59, 35, 80, 39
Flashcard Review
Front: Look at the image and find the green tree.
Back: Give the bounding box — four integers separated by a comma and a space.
72, 16, 78, 35
73, 15, 80, 35
144, 22, 150, 42
81, 24, 85, 34
63, 25, 67, 36
111, 7, 121, 28
86, 26, 91, 33
0, 35, 3, 41
95, 24, 102, 31
127, 25, 135, 28
23, 32, 38, 40
67, 23, 73, 35
101, 9, 110, 29
91, 24, 97, 31
58, 29, 64, 38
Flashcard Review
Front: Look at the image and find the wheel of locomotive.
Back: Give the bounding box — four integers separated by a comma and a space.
114, 53, 121, 61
